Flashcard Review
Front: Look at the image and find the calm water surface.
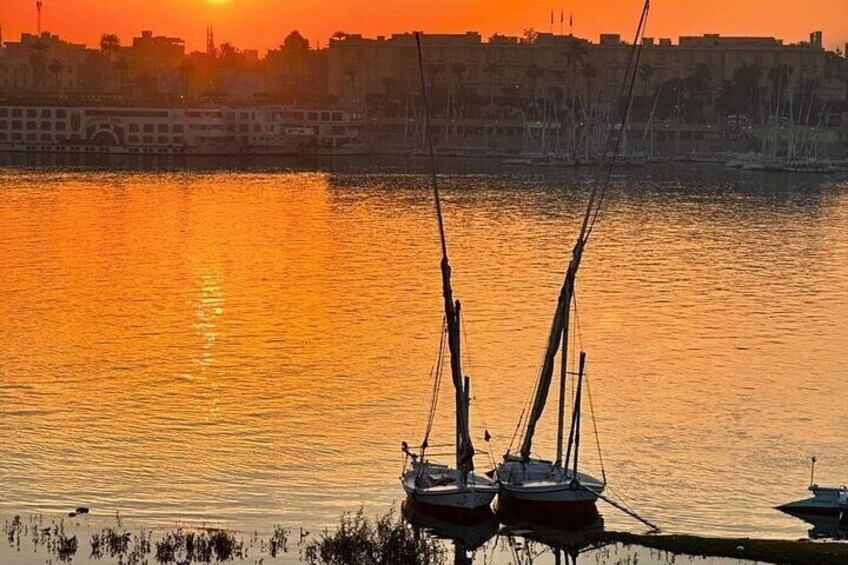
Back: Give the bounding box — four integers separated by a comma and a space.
1, 159, 847, 544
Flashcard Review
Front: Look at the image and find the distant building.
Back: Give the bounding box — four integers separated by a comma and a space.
0, 32, 88, 92
326, 30, 837, 106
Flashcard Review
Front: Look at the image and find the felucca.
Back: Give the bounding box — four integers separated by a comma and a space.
497, 0, 653, 526
400, 32, 498, 519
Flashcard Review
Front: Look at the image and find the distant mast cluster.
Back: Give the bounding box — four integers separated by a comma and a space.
549, 6, 574, 36
36, 1, 43, 36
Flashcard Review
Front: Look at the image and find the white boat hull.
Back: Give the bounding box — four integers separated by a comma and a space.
777, 485, 848, 517
402, 462, 498, 519
496, 458, 604, 525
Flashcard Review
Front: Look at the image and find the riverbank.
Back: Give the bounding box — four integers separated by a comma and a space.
605, 531, 848, 565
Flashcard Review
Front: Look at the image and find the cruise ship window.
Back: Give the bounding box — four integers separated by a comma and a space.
143, 124, 154, 133
41, 109, 51, 119
26, 121, 36, 130
40, 121, 51, 130
158, 124, 168, 133
129, 124, 139, 132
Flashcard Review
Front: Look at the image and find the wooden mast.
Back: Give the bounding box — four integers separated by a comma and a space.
415, 32, 474, 485
519, 0, 650, 464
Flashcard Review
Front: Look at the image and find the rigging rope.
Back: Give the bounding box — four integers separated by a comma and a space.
585, 375, 607, 484
587, 0, 651, 238
420, 317, 447, 454
459, 312, 498, 467
572, 290, 606, 483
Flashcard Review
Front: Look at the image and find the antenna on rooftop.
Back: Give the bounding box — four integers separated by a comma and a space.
207, 26, 216, 56
36, 1, 43, 35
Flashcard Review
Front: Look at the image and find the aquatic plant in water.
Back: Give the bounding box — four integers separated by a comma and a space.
304, 508, 445, 565
155, 528, 246, 564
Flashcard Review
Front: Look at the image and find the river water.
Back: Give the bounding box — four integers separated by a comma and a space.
1, 157, 846, 549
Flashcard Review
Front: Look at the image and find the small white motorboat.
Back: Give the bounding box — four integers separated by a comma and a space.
777, 458, 848, 518
777, 484, 848, 517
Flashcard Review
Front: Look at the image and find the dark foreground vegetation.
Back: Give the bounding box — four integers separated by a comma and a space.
6, 510, 848, 564
304, 509, 444, 565
606, 531, 848, 565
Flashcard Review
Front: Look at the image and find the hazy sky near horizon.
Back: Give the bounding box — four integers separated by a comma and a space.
0, 0, 846, 52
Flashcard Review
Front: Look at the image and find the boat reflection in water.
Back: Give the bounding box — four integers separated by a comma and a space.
781, 511, 848, 541
500, 510, 607, 565
402, 499, 499, 564
497, 489, 606, 532
779, 506, 848, 541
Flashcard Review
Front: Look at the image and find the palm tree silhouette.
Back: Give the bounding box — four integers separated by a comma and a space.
28, 40, 49, 91
344, 64, 359, 102
177, 59, 194, 100
100, 34, 120, 63
47, 58, 64, 93
115, 57, 129, 94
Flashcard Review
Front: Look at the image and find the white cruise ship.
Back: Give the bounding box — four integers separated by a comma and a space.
0, 104, 364, 156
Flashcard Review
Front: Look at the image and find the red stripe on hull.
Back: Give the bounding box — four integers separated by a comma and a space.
404, 497, 494, 524
497, 491, 600, 529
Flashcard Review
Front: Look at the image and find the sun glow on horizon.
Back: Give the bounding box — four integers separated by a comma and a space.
0, 0, 845, 52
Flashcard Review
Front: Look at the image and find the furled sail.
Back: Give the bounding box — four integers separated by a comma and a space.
416, 33, 475, 482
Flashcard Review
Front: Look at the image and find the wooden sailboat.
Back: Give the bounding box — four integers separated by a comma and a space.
400, 32, 498, 519
497, 0, 653, 526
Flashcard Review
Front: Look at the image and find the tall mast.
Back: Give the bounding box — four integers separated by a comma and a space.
415, 32, 474, 483
519, 0, 650, 463
555, 277, 573, 466
571, 351, 586, 476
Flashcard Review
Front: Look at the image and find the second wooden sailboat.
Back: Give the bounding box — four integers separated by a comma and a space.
497, 0, 653, 527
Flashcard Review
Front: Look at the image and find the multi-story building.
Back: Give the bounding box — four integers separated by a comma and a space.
0, 32, 89, 93
327, 30, 839, 106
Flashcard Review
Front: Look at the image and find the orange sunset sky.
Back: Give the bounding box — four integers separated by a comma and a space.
0, 0, 846, 52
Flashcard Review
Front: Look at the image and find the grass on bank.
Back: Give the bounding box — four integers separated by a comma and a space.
606, 531, 848, 565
